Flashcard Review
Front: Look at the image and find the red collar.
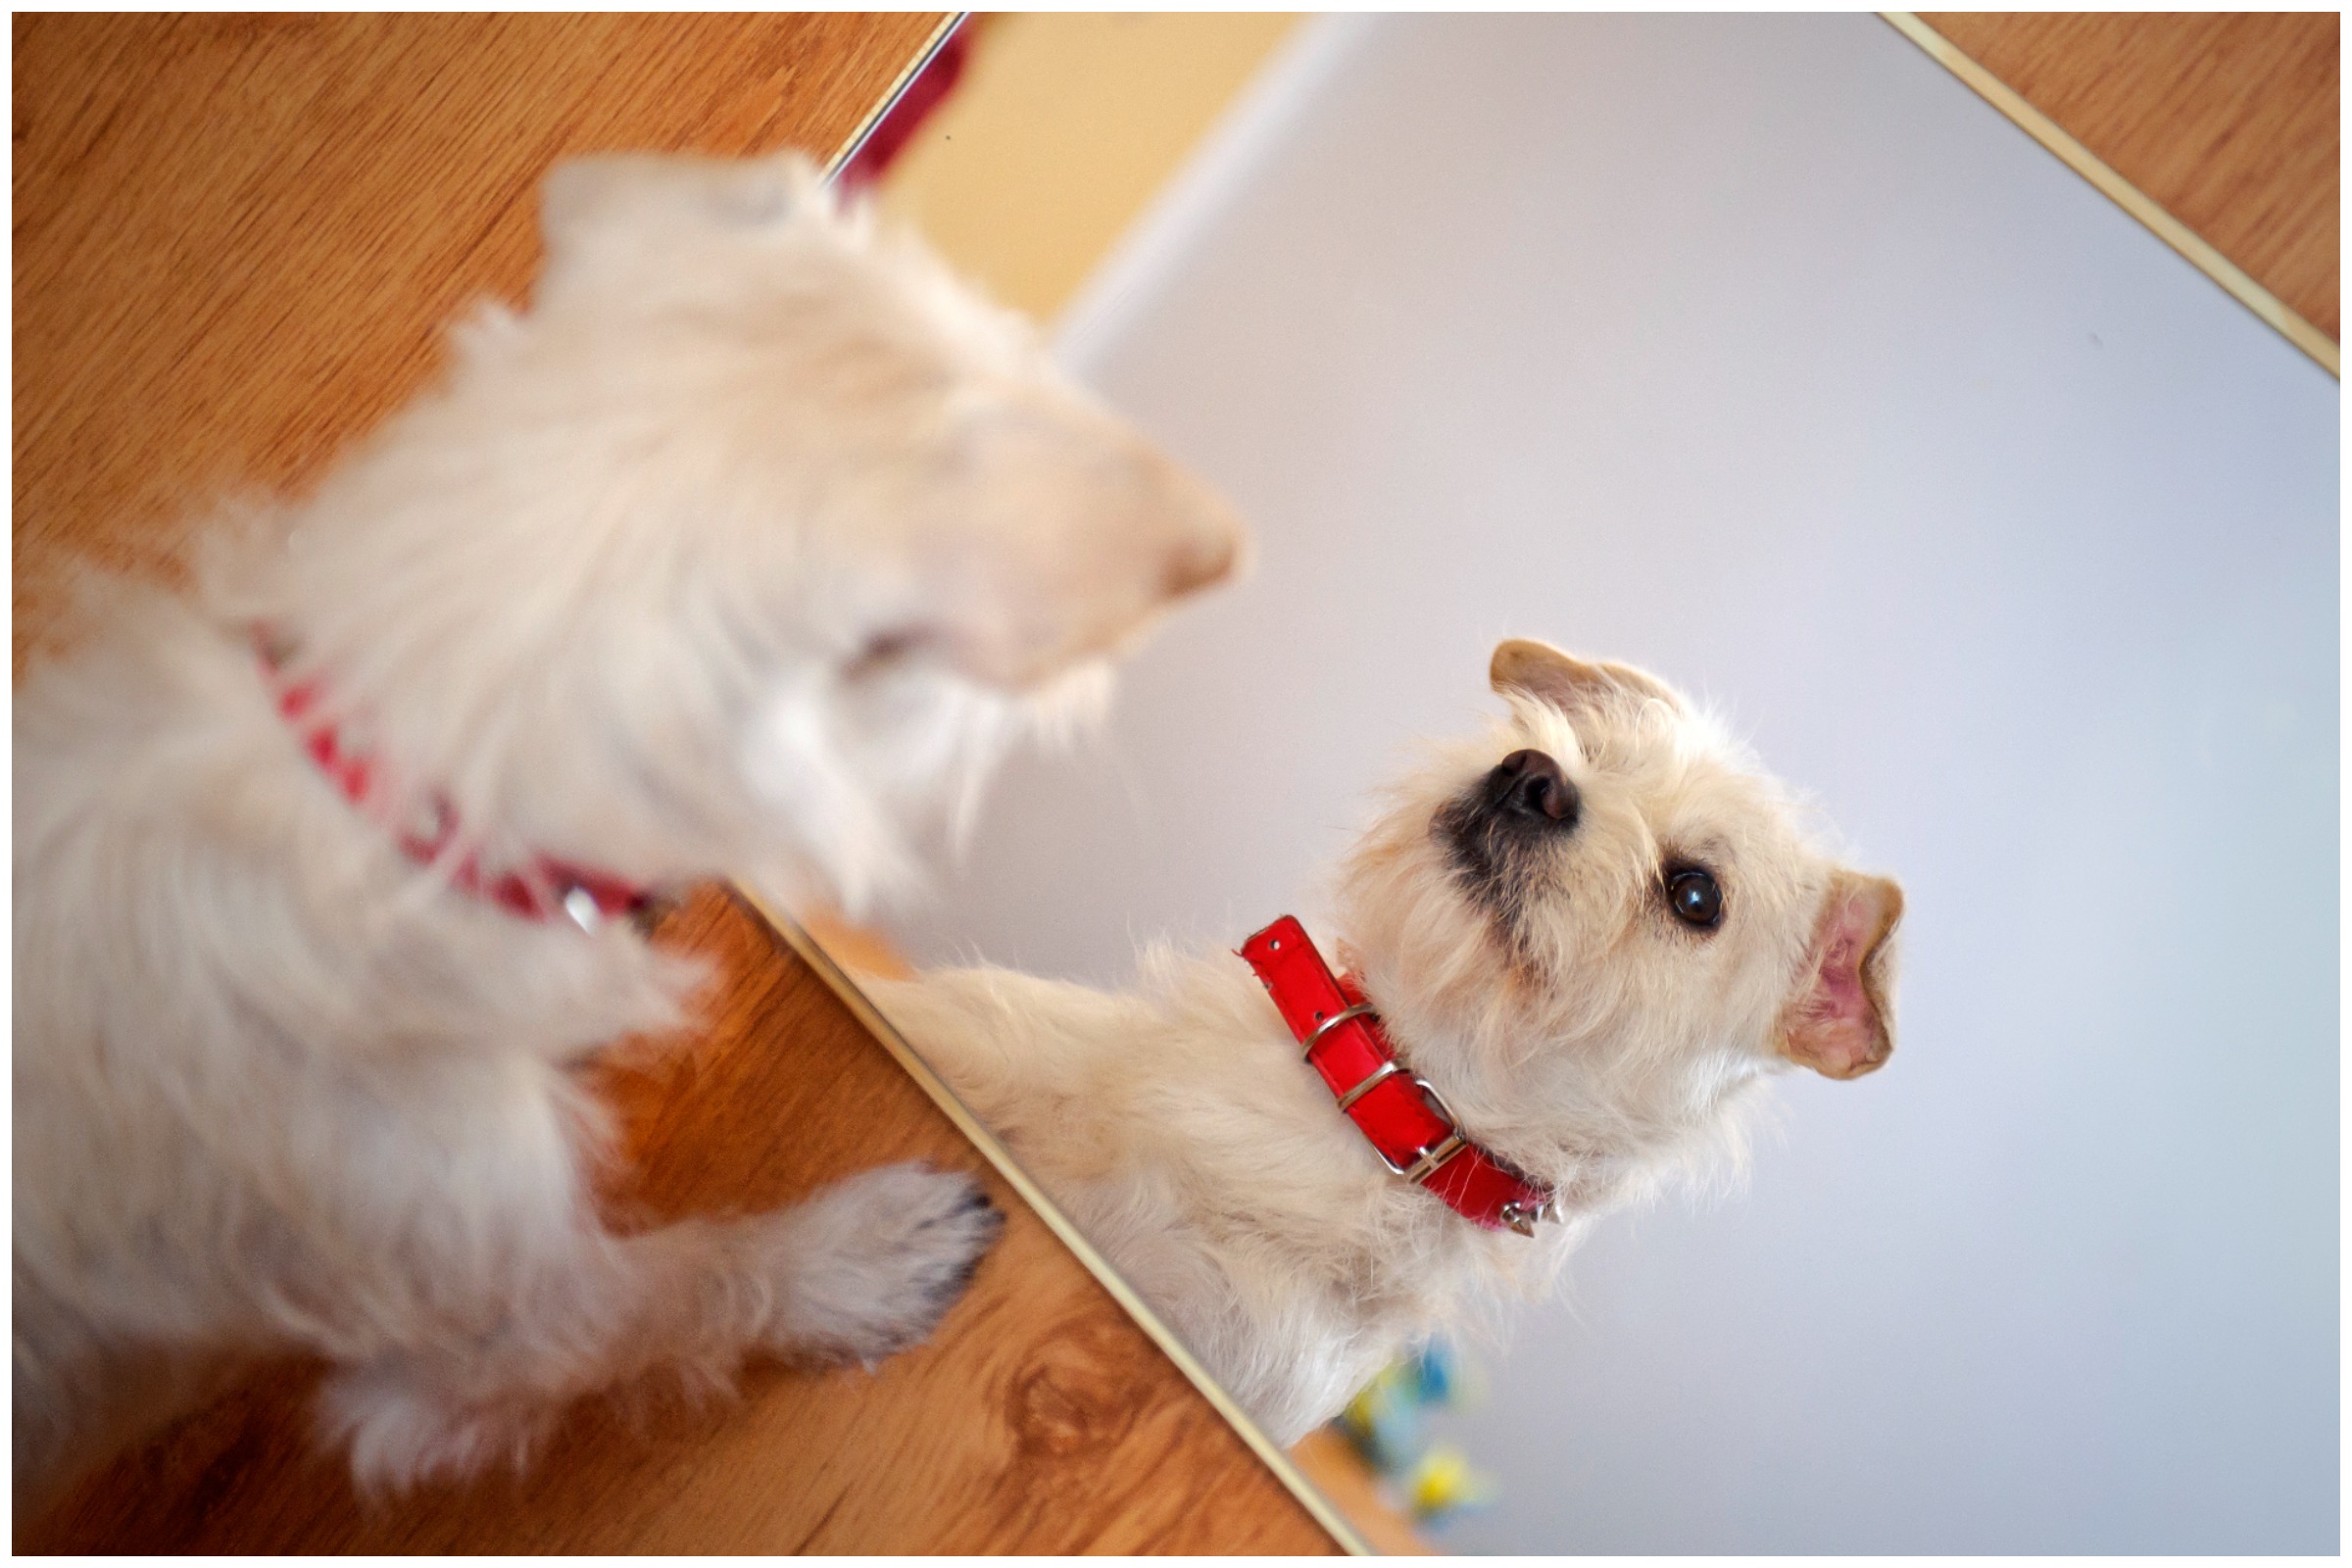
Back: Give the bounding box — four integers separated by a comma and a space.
255, 630, 656, 930
1238, 916, 1557, 1236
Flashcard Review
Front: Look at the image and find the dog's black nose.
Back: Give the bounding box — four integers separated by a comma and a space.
1487, 749, 1579, 827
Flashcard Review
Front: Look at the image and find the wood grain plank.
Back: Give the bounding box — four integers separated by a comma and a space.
1917, 13, 2339, 341
18, 892, 1340, 1553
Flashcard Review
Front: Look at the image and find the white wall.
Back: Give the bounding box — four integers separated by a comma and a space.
874, 16, 2339, 1551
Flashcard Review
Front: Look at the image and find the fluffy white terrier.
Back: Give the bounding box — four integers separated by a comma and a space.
875, 639, 1902, 1444
14, 152, 1244, 1500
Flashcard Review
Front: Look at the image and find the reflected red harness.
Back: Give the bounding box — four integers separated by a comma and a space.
1238, 915, 1556, 1236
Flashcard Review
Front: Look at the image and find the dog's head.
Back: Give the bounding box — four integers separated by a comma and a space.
283, 153, 1247, 911
528, 152, 1245, 691
1333, 638, 1901, 1194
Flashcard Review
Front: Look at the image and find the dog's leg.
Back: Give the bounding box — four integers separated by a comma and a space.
317, 1161, 1001, 1491
867, 970, 1129, 1133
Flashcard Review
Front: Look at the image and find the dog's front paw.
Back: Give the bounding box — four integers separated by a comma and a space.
763, 1161, 1004, 1365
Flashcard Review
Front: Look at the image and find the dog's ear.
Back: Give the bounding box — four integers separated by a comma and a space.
1774, 870, 1903, 1080
1490, 638, 1684, 715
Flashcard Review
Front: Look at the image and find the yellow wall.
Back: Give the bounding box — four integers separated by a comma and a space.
877, 13, 1302, 324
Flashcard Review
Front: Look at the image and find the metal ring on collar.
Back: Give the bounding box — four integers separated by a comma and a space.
1299, 1001, 1379, 1060
1334, 1058, 1403, 1113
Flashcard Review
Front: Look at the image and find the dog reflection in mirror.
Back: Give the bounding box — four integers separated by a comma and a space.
15, 152, 1245, 1501
876, 638, 1900, 1443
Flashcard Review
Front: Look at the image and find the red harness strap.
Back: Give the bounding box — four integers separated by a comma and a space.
256, 632, 654, 930
1238, 915, 1555, 1236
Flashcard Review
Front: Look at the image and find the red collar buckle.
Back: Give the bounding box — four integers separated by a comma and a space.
1238, 915, 1556, 1236
254, 628, 657, 932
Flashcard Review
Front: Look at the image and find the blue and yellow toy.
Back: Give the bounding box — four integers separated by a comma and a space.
1331, 1341, 1498, 1526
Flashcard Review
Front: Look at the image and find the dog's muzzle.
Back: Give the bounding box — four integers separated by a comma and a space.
1436, 748, 1581, 918
1484, 749, 1579, 830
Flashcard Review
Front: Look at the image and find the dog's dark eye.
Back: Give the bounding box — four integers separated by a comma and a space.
847, 626, 929, 678
1666, 867, 1723, 929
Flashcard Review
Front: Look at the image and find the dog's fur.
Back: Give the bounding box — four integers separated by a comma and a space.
874, 640, 1901, 1444
14, 152, 1245, 1500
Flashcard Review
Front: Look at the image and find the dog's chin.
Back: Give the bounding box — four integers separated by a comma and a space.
1008, 655, 1114, 752
738, 652, 1115, 919
865, 652, 1114, 850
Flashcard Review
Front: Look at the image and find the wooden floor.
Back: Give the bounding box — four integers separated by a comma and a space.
1922, 12, 2338, 342
11, 15, 1338, 1554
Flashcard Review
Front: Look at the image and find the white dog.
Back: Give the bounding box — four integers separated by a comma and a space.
13, 152, 1245, 1500
874, 639, 1901, 1444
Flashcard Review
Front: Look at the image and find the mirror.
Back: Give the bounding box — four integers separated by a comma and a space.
820, 15, 2337, 1553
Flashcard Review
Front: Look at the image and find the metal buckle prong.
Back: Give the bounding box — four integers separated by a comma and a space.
1400, 1132, 1469, 1185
